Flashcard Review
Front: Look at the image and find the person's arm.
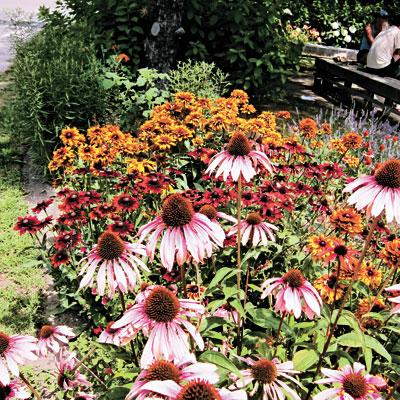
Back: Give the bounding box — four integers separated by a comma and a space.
365, 23, 375, 44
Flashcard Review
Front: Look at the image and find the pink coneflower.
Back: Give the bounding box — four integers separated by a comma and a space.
0, 379, 30, 399
137, 194, 225, 271
314, 362, 386, 400
199, 204, 237, 224
127, 354, 219, 400
0, 332, 37, 385
227, 212, 277, 247
261, 269, 322, 319
56, 351, 90, 390
206, 131, 273, 182
98, 322, 135, 346
343, 159, 400, 224
385, 283, 400, 314
37, 324, 75, 357
112, 286, 205, 368
231, 357, 300, 400
138, 379, 247, 400
75, 393, 96, 400
79, 231, 148, 298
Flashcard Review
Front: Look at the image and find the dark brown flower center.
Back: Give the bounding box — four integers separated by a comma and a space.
146, 360, 181, 382
39, 325, 55, 339
246, 212, 262, 225
97, 231, 125, 260
334, 245, 348, 257
327, 275, 338, 289
161, 194, 194, 227
119, 196, 134, 207
226, 132, 252, 156
144, 286, 180, 323
375, 159, 400, 188
343, 373, 368, 398
177, 380, 222, 400
0, 383, 11, 400
199, 205, 217, 220
251, 359, 278, 384
0, 333, 10, 355
282, 269, 305, 288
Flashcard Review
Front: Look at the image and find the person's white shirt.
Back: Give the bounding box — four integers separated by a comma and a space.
367, 26, 400, 69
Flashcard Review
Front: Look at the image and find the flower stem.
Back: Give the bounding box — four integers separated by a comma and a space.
304, 216, 379, 400
273, 312, 287, 358
236, 176, 243, 354
19, 371, 42, 400
180, 264, 188, 298
119, 289, 126, 312
72, 346, 97, 373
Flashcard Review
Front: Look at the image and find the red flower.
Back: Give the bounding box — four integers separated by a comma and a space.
141, 173, 171, 194
112, 194, 139, 212
89, 203, 116, 219
57, 210, 86, 226
31, 199, 53, 214
51, 249, 70, 268
81, 190, 102, 205
59, 191, 85, 212
37, 216, 53, 230
107, 220, 135, 237
14, 216, 41, 235
54, 230, 81, 250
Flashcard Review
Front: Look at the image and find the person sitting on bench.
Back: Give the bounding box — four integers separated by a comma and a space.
357, 9, 390, 64
366, 14, 400, 79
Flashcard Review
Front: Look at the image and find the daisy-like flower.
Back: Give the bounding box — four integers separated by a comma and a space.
112, 194, 139, 212
137, 194, 225, 271
112, 285, 205, 368
37, 325, 75, 357
0, 379, 30, 399
127, 354, 219, 400
343, 159, 400, 224
206, 131, 273, 182
261, 269, 322, 319
199, 204, 237, 224
314, 362, 386, 400
385, 283, 400, 314
227, 212, 277, 247
79, 231, 148, 298
56, 351, 90, 390
0, 332, 37, 385
313, 273, 344, 304
98, 322, 135, 347
232, 357, 300, 400
138, 379, 247, 400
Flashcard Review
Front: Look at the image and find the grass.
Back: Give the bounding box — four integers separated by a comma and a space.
0, 73, 46, 335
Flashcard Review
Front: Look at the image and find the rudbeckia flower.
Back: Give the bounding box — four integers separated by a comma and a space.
314, 362, 386, 400
112, 285, 205, 368
261, 269, 322, 319
137, 194, 225, 271
344, 159, 400, 224
206, 132, 273, 182
79, 231, 148, 298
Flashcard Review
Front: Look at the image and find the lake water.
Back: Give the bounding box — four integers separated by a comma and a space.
0, 0, 56, 72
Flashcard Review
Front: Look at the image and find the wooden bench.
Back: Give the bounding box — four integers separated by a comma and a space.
313, 57, 400, 117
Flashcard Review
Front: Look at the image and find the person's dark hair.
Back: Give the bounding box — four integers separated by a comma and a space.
389, 14, 400, 26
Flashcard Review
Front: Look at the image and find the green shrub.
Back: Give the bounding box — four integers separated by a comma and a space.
3, 25, 107, 168
167, 60, 230, 98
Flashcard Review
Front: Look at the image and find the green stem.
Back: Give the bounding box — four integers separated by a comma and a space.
19, 371, 42, 400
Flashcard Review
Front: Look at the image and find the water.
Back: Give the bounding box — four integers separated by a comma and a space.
0, 0, 56, 73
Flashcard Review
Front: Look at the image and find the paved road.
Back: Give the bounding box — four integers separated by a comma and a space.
0, 0, 56, 72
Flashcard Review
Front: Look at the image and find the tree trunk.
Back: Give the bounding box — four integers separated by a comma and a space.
145, 0, 185, 72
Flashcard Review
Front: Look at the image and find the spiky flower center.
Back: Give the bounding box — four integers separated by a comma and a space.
343, 373, 368, 398
119, 196, 135, 207
282, 269, 305, 288
97, 231, 125, 260
199, 205, 217, 220
226, 132, 252, 156
0, 383, 11, 400
0, 332, 10, 355
144, 286, 180, 323
251, 359, 278, 384
334, 245, 348, 256
375, 159, 400, 188
161, 194, 194, 227
246, 212, 262, 225
146, 360, 181, 382
327, 275, 338, 289
39, 325, 55, 339
177, 380, 222, 400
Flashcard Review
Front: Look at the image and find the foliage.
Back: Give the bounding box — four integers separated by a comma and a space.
166, 60, 230, 98
13, 91, 400, 398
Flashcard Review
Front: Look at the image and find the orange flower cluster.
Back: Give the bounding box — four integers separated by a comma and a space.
380, 239, 400, 268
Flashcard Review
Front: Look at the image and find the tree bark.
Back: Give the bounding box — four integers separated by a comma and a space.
144, 0, 185, 72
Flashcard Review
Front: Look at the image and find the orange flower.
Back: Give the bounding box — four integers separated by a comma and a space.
320, 122, 332, 134
298, 118, 318, 139
274, 111, 291, 119
330, 208, 363, 235
355, 297, 386, 329
314, 273, 344, 304
359, 261, 382, 289
380, 239, 400, 268
60, 127, 85, 147
342, 132, 362, 150
115, 53, 130, 62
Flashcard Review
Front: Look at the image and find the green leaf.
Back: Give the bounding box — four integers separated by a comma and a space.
101, 79, 114, 89
364, 336, 391, 362
198, 351, 241, 376
105, 386, 130, 399
206, 267, 236, 292
336, 332, 362, 347
293, 349, 319, 371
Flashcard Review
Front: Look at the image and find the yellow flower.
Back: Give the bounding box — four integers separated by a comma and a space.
329, 138, 347, 153
343, 155, 359, 167
192, 136, 204, 147
259, 112, 277, 130
60, 127, 85, 147
154, 134, 177, 150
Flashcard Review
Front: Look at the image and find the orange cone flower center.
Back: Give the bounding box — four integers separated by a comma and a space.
199, 205, 217, 220
282, 269, 305, 288
0, 332, 10, 355
161, 194, 194, 227
39, 325, 55, 339
375, 159, 400, 188
251, 359, 278, 384
177, 380, 222, 400
246, 212, 262, 225
144, 286, 180, 323
146, 360, 181, 383
343, 373, 368, 398
97, 231, 125, 260
226, 132, 252, 156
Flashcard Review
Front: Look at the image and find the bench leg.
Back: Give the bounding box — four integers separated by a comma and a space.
343, 81, 352, 107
